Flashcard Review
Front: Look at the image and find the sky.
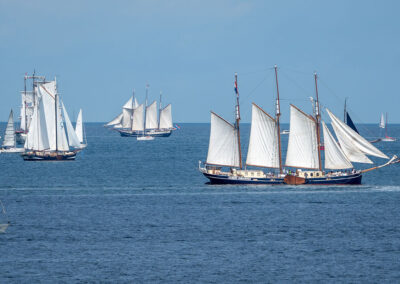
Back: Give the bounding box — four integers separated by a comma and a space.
0, 0, 399, 123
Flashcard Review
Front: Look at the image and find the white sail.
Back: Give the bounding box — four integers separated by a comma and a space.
62, 102, 81, 148
379, 113, 385, 129
322, 121, 353, 169
24, 96, 50, 151
106, 112, 123, 126
75, 109, 83, 143
2, 110, 15, 147
206, 112, 240, 167
285, 105, 319, 169
134, 97, 139, 108
123, 96, 136, 109
246, 103, 279, 168
327, 109, 388, 161
121, 108, 133, 128
145, 101, 158, 129
55, 95, 69, 151
20, 91, 35, 131
132, 104, 144, 131
159, 104, 173, 129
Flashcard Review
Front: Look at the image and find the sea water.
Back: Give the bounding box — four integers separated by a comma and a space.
0, 123, 399, 282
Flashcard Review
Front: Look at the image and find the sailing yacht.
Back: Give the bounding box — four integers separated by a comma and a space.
1, 110, 24, 153
21, 79, 84, 161
200, 69, 398, 185
379, 113, 396, 142
75, 109, 87, 149
0, 200, 9, 233
199, 68, 285, 184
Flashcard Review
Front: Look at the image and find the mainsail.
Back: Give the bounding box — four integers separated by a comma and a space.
131, 104, 144, 131
20, 91, 35, 131
285, 105, 319, 169
61, 102, 81, 148
322, 121, 353, 169
206, 112, 240, 167
246, 103, 279, 168
327, 109, 388, 161
2, 110, 15, 148
75, 109, 83, 143
24, 96, 50, 151
159, 104, 173, 129
145, 101, 158, 129
379, 113, 385, 129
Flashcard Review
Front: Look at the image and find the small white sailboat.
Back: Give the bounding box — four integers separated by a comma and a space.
0, 200, 9, 233
74, 109, 87, 149
379, 113, 396, 142
1, 110, 24, 153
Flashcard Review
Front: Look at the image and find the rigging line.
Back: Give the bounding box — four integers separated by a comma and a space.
317, 77, 378, 138
279, 69, 314, 101
239, 67, 275, 76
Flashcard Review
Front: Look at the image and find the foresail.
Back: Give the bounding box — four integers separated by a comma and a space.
322, 121, 353, 169
56, 96, 69, 151
132, 104, 144, 131
75, 109, 83, 143
206, 112, 240, 167
2, 110, 15, 147
159, 104, 173, 129
121, 108, 133, 128
285, 105, 319, 169
62, 101, 81, 148
106, 112, 123, 126
246, 103, 279, 168
327, 109, 388, 160
145, 101, 158, 129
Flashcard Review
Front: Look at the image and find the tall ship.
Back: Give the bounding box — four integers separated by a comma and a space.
22, 78, 85, 161
106, 85, 175, 138
15, 72, 46, 144
199, 67, 398, 185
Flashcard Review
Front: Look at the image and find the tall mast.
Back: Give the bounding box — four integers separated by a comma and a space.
143, 84, 149, 136
54, 80, 58, 152
158, 91, 162, 129
234, 73, 242, 169
314, 73, 322, 171
274, 65, 283, 174
131, 89, 135, 127
23, 75, 27, 132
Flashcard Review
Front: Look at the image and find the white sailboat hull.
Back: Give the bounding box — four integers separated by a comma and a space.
1, 148, 25, 153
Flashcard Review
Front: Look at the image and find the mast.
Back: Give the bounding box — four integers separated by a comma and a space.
23, 75, 27, 132
143, 84, 149, 136
55, 85, 58, 151
131, 89, 135, 127
274, 65, 283, 174
234, 73, 242, 169
314, 73, 322, 171
158, 91, 162, 129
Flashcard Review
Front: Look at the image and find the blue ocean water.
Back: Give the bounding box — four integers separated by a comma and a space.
0, 123, 399, 282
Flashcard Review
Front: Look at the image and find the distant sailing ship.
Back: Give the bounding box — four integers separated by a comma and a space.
1, 110, 24, 153
15, 72, 46, 145
199, 67, 398, 185
74, 109, 87, 149
106, 85, 175, 138
22, 78, 85, 161
379, 113, 396, 142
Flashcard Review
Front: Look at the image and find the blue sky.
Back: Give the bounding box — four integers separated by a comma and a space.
0, 0, 399, 123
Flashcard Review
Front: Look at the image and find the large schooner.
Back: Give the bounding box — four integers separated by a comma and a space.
22, 79, 84, 161
200, 68, 398, 185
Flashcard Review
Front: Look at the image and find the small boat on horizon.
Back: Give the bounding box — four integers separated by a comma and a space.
379, 113, 396, 142
1, 110, 24, 153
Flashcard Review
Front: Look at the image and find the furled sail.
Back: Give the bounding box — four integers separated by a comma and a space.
2, 110, 15, 147
62, 102, 81, 148
327, 109, 388, 161
131, 104, 144, 131
145, 101, 158, 129
75, 109, 83, 143
246, 103, 279, 168
322, 121, 353, 169
285, 105, 319, 169
206, 112, 240, 167
106, 112, 123, 127
159, 104, 173, 129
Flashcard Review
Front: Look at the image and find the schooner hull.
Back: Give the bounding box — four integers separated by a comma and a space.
202, 172, 284, 185
119, 129, 172, 137
21, 151, 77, 161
